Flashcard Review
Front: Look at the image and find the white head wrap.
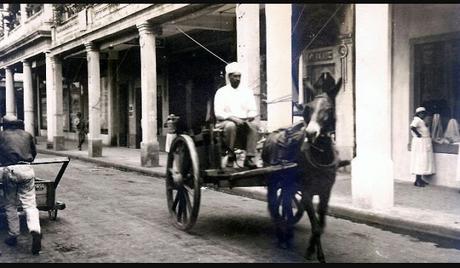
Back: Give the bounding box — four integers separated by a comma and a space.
224, 62, 242, 86
225, 62, 241, 75
415, 107, 426, 114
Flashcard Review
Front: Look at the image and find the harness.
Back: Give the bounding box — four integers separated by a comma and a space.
303, 135, 339, 169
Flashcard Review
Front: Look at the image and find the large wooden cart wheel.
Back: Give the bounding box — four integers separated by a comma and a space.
267, 172, 304, 225
166, 135, 201, 231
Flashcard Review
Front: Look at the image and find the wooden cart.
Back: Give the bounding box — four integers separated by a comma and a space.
165, 124, 303, 231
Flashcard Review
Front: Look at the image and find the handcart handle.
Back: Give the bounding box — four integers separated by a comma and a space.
53, 160, 69, 189
31, 157, 70, 189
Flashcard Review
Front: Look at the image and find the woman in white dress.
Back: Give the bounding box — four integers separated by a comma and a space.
410, 107, 435, 187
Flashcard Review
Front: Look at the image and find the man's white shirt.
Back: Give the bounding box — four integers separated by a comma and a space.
214, 84, 257, 120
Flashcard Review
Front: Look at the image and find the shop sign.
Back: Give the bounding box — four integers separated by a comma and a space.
307, 49, 333, 62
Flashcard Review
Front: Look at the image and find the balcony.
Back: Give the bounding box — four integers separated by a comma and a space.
0, 7, 53, 58
54, 4, 155, 46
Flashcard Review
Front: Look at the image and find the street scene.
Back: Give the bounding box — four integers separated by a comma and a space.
1, 3, 460, 263
1, 155, 460, 263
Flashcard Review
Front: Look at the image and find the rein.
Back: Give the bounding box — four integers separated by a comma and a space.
304, 134, 338, 169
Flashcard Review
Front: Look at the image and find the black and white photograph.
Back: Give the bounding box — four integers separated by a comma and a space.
0, 2, 460, 263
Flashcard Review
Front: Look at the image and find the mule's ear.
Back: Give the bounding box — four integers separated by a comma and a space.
335, 77, 343, 92
326, 77, 342, 99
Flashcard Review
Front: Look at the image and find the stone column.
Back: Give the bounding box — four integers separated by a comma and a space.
45, 53, 54, 147
5, 66, 15, 117
85, 42, 103, 157
298, 54, 304, 105
236, 4, 261, 124
351, 4, 394, 210
137, 22, 160, 167
22, 59, 35, 137
265, 4, 292, 131
52, 55, 65, 150
45, 53, 65, 150
20, 4, 27, 25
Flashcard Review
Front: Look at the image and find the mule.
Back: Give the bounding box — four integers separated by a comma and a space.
263, 72, 346, 263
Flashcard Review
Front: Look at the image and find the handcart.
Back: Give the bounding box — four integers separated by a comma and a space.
1, 156, 70, 221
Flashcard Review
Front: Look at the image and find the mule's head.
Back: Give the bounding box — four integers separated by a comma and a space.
302, 72, 342, 143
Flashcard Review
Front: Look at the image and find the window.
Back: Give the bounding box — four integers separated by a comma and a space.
413, 33, 460, 154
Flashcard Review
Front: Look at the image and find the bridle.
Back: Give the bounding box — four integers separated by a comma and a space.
303, 95, 338, 169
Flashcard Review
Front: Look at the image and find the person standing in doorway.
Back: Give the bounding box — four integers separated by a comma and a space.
410, 107, 435, 187
74, 112, 88, 151
0, 115, 42, 255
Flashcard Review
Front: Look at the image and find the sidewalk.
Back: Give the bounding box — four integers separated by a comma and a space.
36, 138, 460, 242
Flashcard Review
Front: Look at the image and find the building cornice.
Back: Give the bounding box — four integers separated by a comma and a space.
49, 3, 209, 56
0, 30, 51, 58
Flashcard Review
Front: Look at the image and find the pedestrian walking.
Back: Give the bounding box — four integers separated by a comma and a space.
74, 112, 88, 151
410, 107, 435, 187
0, 115, 42, 255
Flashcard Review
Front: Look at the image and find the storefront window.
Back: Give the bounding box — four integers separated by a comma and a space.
100, 77, 108, 134
69, 82, 82, 132
39, 83, 46, 129
413, 35, 460, 154
63, 84, 70, 131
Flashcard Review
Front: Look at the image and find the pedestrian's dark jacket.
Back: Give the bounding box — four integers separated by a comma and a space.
0, 121, 36, 166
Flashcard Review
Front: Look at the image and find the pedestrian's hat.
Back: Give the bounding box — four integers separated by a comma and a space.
225, 62, 241, 75
415, 107, 426, 114
1, 114, 24, 129
2, 114, 18, 123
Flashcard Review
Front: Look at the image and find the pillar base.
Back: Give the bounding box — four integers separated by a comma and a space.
88, 138, 103, 157
140, 141, 160, 167
128, 134, 137, 149
351, 155, 394, 210
110, 135, 118, 146
46, 142, 53, 150
53, 136, 65, 151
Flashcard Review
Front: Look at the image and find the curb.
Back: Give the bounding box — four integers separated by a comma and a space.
38, 148, 460, 242
37, 149, 166, 178
327, 203, 460, 242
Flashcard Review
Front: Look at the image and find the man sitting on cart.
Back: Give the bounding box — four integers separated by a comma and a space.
214, 62, 259, 169
0, 115, 42, 255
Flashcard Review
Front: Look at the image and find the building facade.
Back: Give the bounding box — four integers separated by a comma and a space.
1, 3, 459, 210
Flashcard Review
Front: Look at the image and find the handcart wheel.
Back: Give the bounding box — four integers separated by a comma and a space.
48, 209, 58, 221
267, 172, 304, 225
166, 135, 201, 231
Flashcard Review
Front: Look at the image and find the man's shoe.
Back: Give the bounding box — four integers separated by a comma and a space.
244, 157, 258, 169
4, 236, 17, 247
414, 181, 425, 187
31, 231, 42, 255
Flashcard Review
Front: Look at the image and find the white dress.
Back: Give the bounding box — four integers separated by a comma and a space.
410, 116, 435, 175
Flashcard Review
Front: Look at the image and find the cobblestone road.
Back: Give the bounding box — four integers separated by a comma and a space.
1, 155, 460, 263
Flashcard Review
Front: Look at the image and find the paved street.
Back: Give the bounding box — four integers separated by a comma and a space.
1, 154, 460, 263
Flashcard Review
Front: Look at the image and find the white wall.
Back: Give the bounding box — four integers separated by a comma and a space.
392, 4, 460, 188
